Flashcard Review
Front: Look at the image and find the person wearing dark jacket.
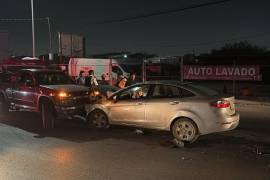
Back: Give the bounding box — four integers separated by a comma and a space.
98, 74, 109, 85
76, 71, 85, 85
126, 72, 138, 87
85, 70, 98, 87
115, 73, 127, 89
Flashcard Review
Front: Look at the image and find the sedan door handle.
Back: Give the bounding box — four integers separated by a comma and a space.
169, 101, 180, 105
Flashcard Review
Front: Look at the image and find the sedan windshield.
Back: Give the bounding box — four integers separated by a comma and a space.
35, 72, 74, 85
97, 85, 120, 95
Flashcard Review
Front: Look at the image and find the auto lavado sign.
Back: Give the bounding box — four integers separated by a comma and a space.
184, 65, 262, 81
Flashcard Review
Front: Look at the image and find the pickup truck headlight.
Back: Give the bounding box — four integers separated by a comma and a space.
58, 92, 71, 98
94, 91, 100, 96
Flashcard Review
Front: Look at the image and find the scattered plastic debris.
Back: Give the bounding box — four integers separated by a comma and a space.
242, 144, 270, 155
134, 129, 144, 135
173, 138, 185, 148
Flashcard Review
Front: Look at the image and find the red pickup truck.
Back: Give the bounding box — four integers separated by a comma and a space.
0, 69, 90, 128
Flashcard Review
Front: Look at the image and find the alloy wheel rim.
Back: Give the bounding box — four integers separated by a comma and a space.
92, 112, 107, 128
174, 121, 196, 142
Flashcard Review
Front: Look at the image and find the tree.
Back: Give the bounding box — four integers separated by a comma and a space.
210, 41, 268, 56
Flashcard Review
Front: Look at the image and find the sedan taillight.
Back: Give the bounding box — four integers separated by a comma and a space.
210, 100, 230, 108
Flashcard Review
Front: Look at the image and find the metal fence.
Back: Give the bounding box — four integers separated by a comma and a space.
49, 58, 270, 97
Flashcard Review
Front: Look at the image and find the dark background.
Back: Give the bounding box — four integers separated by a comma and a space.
0, 0, 269, 56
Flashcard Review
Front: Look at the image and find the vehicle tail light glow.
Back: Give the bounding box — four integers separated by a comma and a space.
210, 100, 230, 108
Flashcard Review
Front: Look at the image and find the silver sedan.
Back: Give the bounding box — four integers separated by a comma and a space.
85, 81, 239, 144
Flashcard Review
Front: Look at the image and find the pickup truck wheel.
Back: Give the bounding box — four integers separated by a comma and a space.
88, 110, 109, 129
0, 95, 8, 115
41, 102, 55, 129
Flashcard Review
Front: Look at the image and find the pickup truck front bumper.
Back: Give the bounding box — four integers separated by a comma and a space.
55, 105, 87, 118
53, 94, 91, 119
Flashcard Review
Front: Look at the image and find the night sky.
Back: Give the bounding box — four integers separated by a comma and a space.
0, 0, 269, 56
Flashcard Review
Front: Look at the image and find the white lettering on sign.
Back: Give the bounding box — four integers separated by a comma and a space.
234, 68, 240, 76
248, 68, 255, 76
206, 68, 212, 75
194, 68, 200, 75
241, 68, 247, 76
184, 65, 261, 81
227, 68, 234, 76
187, 67, 213, 76
188, 68, 194, 75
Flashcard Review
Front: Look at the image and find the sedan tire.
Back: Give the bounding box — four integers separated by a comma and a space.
88, 110, 109, 129
172, 118, 199, 144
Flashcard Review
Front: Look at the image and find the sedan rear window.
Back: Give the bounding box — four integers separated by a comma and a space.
152, 85, 180, 98
180, 88, 195, 98
186, 84, 220, 96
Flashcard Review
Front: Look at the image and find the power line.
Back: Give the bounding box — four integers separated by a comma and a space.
92, 0, 232, 25
0, 18, 47, 22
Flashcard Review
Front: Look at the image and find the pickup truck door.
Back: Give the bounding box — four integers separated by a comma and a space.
13, 72, 38, 110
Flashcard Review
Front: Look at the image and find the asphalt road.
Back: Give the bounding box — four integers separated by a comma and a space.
0, 105, 270, 180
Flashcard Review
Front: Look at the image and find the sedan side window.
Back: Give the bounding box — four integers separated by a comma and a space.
180, 88, 195, 98
119, 85, 150, 100
152, 85, 180, 98
119, 89, 132, 100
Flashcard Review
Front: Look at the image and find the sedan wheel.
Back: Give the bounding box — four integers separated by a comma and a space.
172, 118, 198, 143
89, 110, 109, 129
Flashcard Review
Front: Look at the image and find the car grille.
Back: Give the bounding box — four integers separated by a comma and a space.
72, 95, 90, 105
59, 95, 90, 107
70, 91, 89, 97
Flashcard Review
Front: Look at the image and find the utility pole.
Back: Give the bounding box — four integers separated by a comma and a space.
31, 0, 36, 58
47, 17, 53, 60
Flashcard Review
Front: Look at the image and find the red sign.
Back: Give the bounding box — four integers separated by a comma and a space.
184, 65, 262, 81
146, 65, 161, 73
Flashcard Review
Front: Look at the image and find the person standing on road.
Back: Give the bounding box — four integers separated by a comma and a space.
99, 74, 109, 85
126, 72, 138, 87
115, 73, 127, 89
76, 71, 85, 85
85, 70, 98, 88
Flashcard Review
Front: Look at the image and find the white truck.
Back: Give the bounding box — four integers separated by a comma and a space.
68, 58, 130, 85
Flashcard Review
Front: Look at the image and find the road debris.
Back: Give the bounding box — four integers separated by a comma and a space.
173, 138, 185, 148
242, 144, 270, 155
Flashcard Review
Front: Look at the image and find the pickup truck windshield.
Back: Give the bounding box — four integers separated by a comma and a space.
35, 72, 74, 85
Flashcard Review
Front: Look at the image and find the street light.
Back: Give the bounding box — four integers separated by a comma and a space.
31, 0, 36, 58
46, 17, 53, 60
